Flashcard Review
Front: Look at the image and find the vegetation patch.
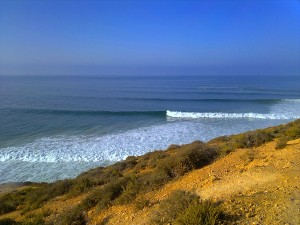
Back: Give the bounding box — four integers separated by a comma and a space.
151, 190, 224, 225
276, 136, 289, 149
175, 199, 223, 225
151, 190, 199, 224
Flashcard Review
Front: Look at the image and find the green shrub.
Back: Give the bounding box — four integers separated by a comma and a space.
167, 144, 181, 150
22, 180, 74, 212
108, 156, 138, 173
68, 178, 94, 196
234, 130, 273, 148
207, 136, 230, 145
241, 149, 255, 163
141, 150, 168, 169
81, 178, 127, 211
0, 195, 18, 215
276, 136, 289, 149
135, 197, 151, 210
151, 190, 199, 225
157, 141, 216, 178
0, 218, 19, 225
285, 126, 300, 140
115, 175, 140, 204
58, 206, 87, 225
77, 166, 122, 187
139, 170, 170, 190
217, 143, 235, 157
21, 216, 45, 225
0, 189, 29, 215
175, 200, 223, 225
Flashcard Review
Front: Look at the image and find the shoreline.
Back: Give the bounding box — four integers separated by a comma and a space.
0, 182, 32, 196
0, 119, 296, 188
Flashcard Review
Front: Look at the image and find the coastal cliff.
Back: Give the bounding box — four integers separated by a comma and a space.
1, 120, 300, 225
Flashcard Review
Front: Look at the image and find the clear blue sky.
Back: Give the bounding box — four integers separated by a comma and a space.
0, 0, 299, 76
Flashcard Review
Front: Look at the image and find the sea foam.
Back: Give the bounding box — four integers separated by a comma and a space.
0, 119, 288, 164
0, 117, 295, 183
166, 110, 299, 120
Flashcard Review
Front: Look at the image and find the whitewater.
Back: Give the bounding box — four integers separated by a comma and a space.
0, 75, 300, 183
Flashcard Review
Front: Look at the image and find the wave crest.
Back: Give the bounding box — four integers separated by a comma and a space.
166, 110, 298, 120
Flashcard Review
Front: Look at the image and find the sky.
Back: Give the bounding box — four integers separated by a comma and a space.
0, 0, 299, 76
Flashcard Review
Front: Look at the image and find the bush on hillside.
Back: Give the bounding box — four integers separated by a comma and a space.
234, 130, 273, 148
135, 197, 151, 210
68, 178, 94, 197
276, 136, 288, 149
0, 218, 19, 225
0, 194, 19, 215
138, 170, 171, 190
22, 180, 73, 212
157, 141, 216, 178
80, 177, 127, 211
175, 199, 223, 225
114, 174, 141, 204
285, 125, 300, 140
151, 190, 199, 225
58, 206, 87, 225
138, 150, 168, 169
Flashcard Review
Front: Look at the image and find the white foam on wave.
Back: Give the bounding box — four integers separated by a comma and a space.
166, 110, 298, 120
282, 99, 300, 102
270, 99, 300, 119
0, 123, 198, 163
0, 117, 290, 165
0, 118, 291, 182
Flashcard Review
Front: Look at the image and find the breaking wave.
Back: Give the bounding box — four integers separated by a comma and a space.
166, 110, 299, 120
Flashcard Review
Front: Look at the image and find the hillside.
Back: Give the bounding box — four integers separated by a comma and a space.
0, 120, 300, 225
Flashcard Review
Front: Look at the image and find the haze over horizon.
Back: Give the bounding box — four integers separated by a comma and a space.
0, 0, 299, 76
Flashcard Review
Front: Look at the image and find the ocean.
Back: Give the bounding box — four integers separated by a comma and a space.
0, 75, 300, 183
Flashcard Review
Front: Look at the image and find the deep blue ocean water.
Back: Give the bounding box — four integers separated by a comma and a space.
1, 75, 300, 183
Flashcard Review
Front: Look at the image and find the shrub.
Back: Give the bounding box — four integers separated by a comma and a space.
157, 141, 216, 178
58, 206, 87, 225
115, 175, 140, 204
68, 178, 94, 196
0, 188, 29, 215
241, 149, 255, 163
234, 130, 273, 148
0, 194, 18, 215
276, 136, 289, 149
0, 218, 19, 225
175, 199, 223, 225
81, 178, 127, 211
21, 215, 45, 225
285, 126, 300, 140
77, 167, 122, 187
108, 156, 138, 173
22, 180, 74, 212
167, 144, 181, 150
135, 197, 151, 210
142, 150, 168, 169
151, 190, 199, 225
139, 170, 170, 190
